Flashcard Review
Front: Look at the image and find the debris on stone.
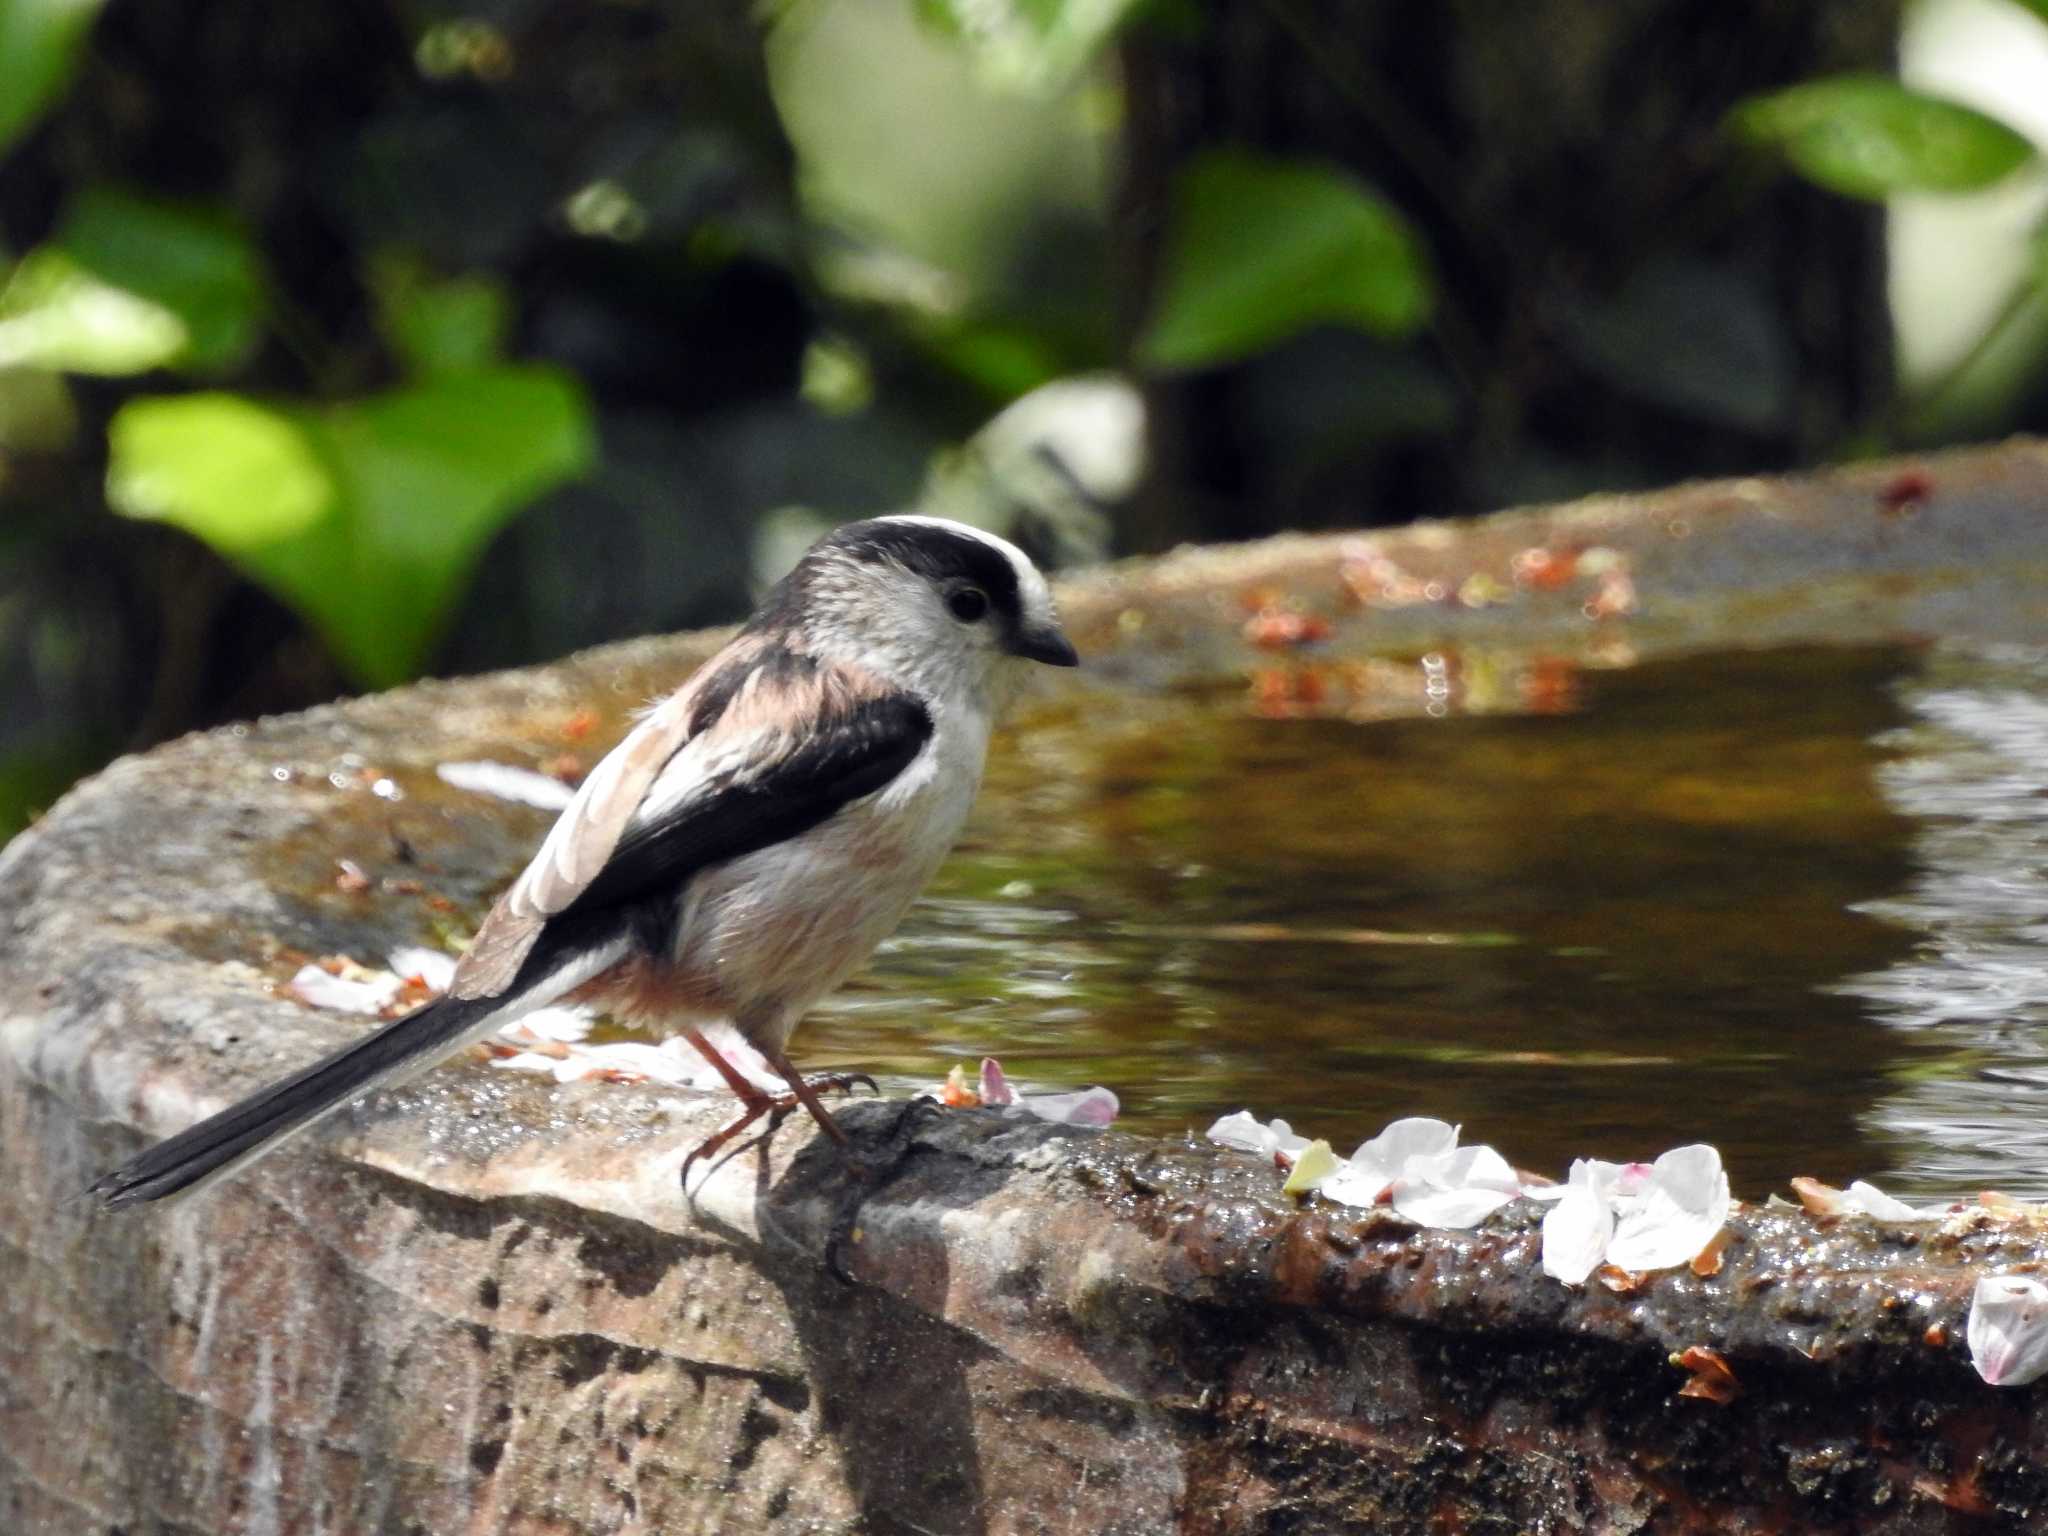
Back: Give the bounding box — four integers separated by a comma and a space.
1674, 1345, 1741, 1404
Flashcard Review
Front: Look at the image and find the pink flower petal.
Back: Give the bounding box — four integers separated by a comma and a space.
1020, 1086, 1119, 1127
979, 1057, 1015, 1106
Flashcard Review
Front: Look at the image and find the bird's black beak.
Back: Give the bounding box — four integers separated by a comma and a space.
1011, 622, 1080, 668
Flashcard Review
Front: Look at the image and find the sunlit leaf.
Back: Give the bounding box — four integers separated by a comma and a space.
0, 0, 105, 157
57, 187, 266, 368
915, 0, 1145, 93
369, 252, 510, 377
1731, 75, 2037, 200
1139, 150, 1432, 372
0, 249, 186, 373
106, 393, 334, 550
106, 368, 596, 687
0, 188, 266, 374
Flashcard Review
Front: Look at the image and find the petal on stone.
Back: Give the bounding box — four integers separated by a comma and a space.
980, 1057, 1016, 1107
436, 759, 577, 810
516, 1005, 595, 1045
1393, 1178, 1518, 1229
1351, 1117, 1460, 1185
386, 946, 457, 993
1844, 1180, 1943, 1221
1019, 1087, 1120, 1127
289, 962, 401, 1015
1542, 1175, 1618, 1285
1605, 1144, 1731, 1273
1969, 1274, 2048, 1386
1207, 1111, 1309, 1162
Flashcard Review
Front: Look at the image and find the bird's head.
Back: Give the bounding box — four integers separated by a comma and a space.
759, 515, 1079, 702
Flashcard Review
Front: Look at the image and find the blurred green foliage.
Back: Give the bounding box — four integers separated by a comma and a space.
1139, 150, 1432, 369
6, 0, 2048, 837
1732, 75, 2037, 199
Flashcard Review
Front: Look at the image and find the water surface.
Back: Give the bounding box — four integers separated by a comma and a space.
798, 642, 2048, 1200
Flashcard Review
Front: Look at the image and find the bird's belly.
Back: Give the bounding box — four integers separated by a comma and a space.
665, 783, 968, 1047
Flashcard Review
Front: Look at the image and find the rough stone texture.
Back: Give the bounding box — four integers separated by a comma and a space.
7, 440, 2048, 1535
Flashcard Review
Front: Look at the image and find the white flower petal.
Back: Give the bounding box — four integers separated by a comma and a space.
1393, 1180, 1517, 1228
1605, 1144, 1730, 1272
289, 963, 401, 1015
386, 946, 457, 993
1207, 1110, 1309, 1162
436, 759, 577, 811
1843, 1180, 1943, 1222
1351, 1117, 1460, 1186
1389, 1143, 1520, 1228
1542, 1167, 1619, 1285
1969, 1274, 2048, 1386
515, 1005, 595, 1045
1318, 1160, 1390, 1207
1019, 1086, 1119, 1127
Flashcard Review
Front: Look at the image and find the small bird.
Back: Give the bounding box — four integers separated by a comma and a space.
90, 516, 1079, 1208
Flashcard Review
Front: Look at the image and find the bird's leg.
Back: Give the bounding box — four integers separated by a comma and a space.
678, 1028, 783, 1185
757, 1043, 854, 1151
677, 1032, 877, 1185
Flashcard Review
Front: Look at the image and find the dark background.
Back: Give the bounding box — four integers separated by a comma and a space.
5, 0, 2048, 835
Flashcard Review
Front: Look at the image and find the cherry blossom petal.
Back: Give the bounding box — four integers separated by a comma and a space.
436, 760, 576, 810
1350, 1117, 1459, 1185
1605, 1144, 1730, 1273
386, 946, 457, 993
1843, 1180, 1944, 1221
1542, 1159, 1621, 1284
1207, 1110, 1311, 1163
514, 1005, 596, 1045
289, 963, 401, 1015
1390, 1144, 1521, 1229
1969, 1274, 2048, 1386
979, 1057, 1016, 1106
1018, 1086, 1119, 1127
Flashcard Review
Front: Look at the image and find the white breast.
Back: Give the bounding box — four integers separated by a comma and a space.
668, 700, 991, 1051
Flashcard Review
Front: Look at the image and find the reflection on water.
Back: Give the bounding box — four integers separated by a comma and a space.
1839, 648, 2048, 1198
798, 643, 2024, 1192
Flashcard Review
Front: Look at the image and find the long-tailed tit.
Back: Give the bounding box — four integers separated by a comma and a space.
90, 516, 1078, 1208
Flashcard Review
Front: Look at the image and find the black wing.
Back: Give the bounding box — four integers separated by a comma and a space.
559, 688, 933, 925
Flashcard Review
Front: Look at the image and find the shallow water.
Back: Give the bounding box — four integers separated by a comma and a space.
797, 641, 2048, 1201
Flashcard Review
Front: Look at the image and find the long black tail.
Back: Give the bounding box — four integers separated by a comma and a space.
88, 990, 512, 1209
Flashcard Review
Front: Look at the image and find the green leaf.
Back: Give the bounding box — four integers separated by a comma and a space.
106, 394, 334, 550
916, 0, 1146, 93
0, 0, 106, 157
1731, 75, 2037, 200
0, 248, 188, 373
57, 187, 266, 368
106, 368, 596, 687
0, 188, 266, 374
369, 252, 511, 377
2009, 0, 2048, 25
1139, 150, 1433, 371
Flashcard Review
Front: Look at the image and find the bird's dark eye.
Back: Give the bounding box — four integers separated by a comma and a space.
947, 588, 989, 623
